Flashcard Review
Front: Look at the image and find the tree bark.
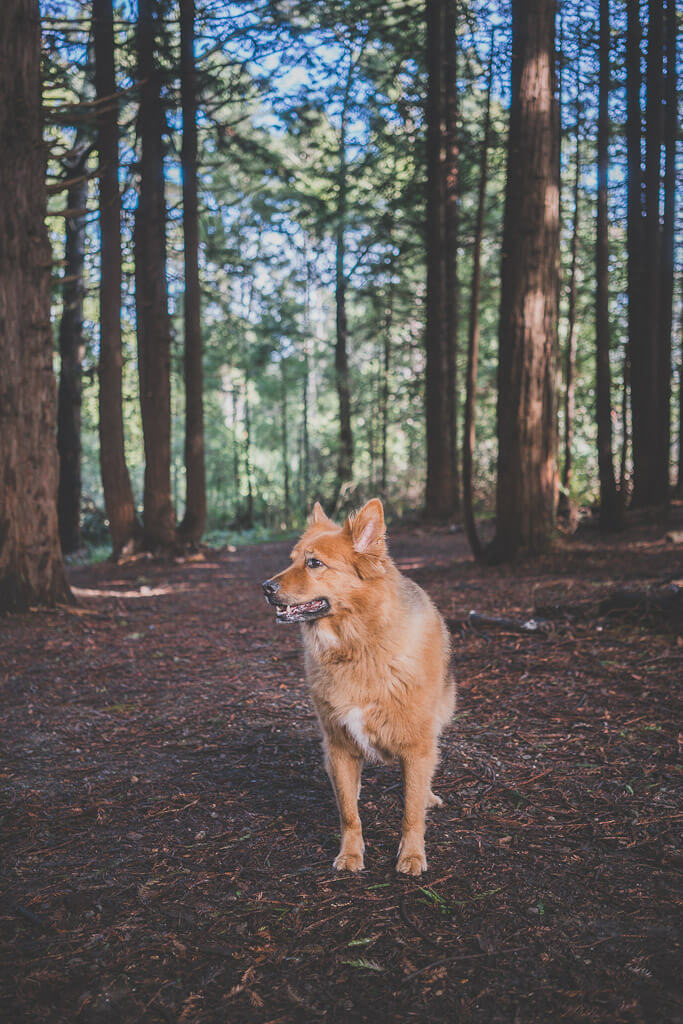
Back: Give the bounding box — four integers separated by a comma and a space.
135, 0, 175, 548
492, 0, 559, 560
560, 38, 582, 512
657, 0, 676, 499
178, 0, 206, 543
462, 29, 494, 563
595, 0, 621, 531
335, 65, 353, 498
0, 0, 70, 610
444, 0, 460, 515
94, 0, 139, 556
424, 0, 457, 520
631, 0, 666, 506
57, 147, 88, 554
281, 361, 290, 521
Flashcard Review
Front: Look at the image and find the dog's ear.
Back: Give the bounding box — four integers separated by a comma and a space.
349, 498, 386, 554
309, 501, 334, 528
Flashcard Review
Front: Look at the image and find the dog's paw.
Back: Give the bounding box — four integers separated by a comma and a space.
396, 852, 427, 876
333, 851, 364, 872
427, 790, 443, 809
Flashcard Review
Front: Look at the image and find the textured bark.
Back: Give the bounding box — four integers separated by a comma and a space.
178, 0, 206, 543
135, 0, 176, 547
657, 0, 676, 498
462, 30, 494, 563
57, 149, 88, 554
281, 362, 290, 520
94, 0, 139, 556
444, 0, 459, 514
594, 0, 621, 531
560, 42, 582, 509
631, 0, 665, 506
492, 0, 559, 560
0, 0, 70, 610
334, 69, 353, 497
424, 0, 457, 519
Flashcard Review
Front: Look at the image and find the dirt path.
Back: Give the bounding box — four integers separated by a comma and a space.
1, 523, 681, 1022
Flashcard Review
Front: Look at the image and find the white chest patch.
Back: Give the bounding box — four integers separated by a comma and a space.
341, 707, 380, 761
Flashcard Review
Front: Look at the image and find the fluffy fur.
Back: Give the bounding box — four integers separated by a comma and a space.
263, 498, 455, 875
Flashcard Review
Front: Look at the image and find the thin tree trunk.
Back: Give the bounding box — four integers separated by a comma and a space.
492, 0, 559, 560
444, 0, 460, 515
281, 361, 290, 521
462, 29, 494, 562
0, 0, 70, 610
302, 249, 311, 508
626, 0, 643, 508
424, 0, 456, 519
595, 0, 621, 530
57, 146, 88, 554
335, 70, 353, 498
179, 0, 205, 543
657, 0, 676, 499
230, 385, 241, 517
244, 377, 254, 529
632, 0, 665, 506
560, 38, 582, 511
380, 271, 395, 497
93, 0, 139, 556
135, 0, 175, 548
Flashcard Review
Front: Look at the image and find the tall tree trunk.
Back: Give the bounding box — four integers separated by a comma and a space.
462, 29, 494, 562
560, 37, 582, 512
492, 0, 559, 560
444, 0, 460, 515
657, 0, 676, 498
93, 0, 139, 556
595, 0, 621, 531
0, 0, 70, 610
244, 377, 254, 529
335, 77, 353, 498
380, 271, 395, 497
424, 0, 456, 519
179, 0, 205, 543
281, 361, 290, 521
57, 147, 88, 554
135, 0, 175, 548
631, 0, 665, 506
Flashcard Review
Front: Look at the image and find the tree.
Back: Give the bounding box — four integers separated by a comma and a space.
93, 0, 140, 556
491, 0, 559, 559
135, 0, 176, 547
658, 0, 677, 500
424, 0, 458, 520
57, 145, 88, 554
179, 0, 206, 543
594, 0, 621, 530
462, 29, 494, 562
0, 0, 70, 610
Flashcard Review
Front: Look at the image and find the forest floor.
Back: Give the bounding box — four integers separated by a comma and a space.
1, 512, 682, 1024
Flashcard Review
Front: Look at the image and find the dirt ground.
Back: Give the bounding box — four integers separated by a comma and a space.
1, 516, 681, 1023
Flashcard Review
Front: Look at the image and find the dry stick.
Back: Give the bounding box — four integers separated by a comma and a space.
462, 28, 494, 562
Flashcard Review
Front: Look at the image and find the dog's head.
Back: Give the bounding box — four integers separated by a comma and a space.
262, 498, 387, 625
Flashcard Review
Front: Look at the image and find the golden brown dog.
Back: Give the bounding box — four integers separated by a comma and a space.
263, 499, 455, 875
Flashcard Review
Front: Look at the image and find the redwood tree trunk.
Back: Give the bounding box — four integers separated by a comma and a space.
595, 0, 621, 530
462, 29, 494, 563
57, 148, 88, 554
444, 0, 460, 515
0, 0, 70, 610
135, 0, 176, 547
94, 0, 139, 556
492, 0, 559, 560
657, 0, 676, 498
424, 0, 457, 519
179, 0, 206, 543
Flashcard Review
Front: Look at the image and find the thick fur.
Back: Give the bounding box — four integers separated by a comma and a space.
264, 499, 455, 875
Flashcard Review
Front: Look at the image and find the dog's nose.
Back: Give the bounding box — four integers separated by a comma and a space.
262, 579, 279, 597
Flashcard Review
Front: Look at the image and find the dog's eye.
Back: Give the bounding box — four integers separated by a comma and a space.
306, 557, 324, 569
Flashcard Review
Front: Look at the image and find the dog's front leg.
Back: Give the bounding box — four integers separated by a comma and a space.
325, 742, 365, 872
397, 747, 437, 875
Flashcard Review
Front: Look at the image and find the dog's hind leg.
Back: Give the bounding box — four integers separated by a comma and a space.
427, 790, 443, 808
325, 743, 365, 872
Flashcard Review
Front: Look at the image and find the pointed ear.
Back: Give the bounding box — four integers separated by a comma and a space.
309, 501, 334, 527
349, 498, 385, 554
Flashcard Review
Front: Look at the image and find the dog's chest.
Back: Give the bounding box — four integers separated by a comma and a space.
339, 706, 381, 761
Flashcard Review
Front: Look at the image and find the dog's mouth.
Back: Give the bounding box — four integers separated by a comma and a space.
268, 597, 331, 623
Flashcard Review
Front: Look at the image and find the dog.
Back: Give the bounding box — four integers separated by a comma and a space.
262, 498, 455, 875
